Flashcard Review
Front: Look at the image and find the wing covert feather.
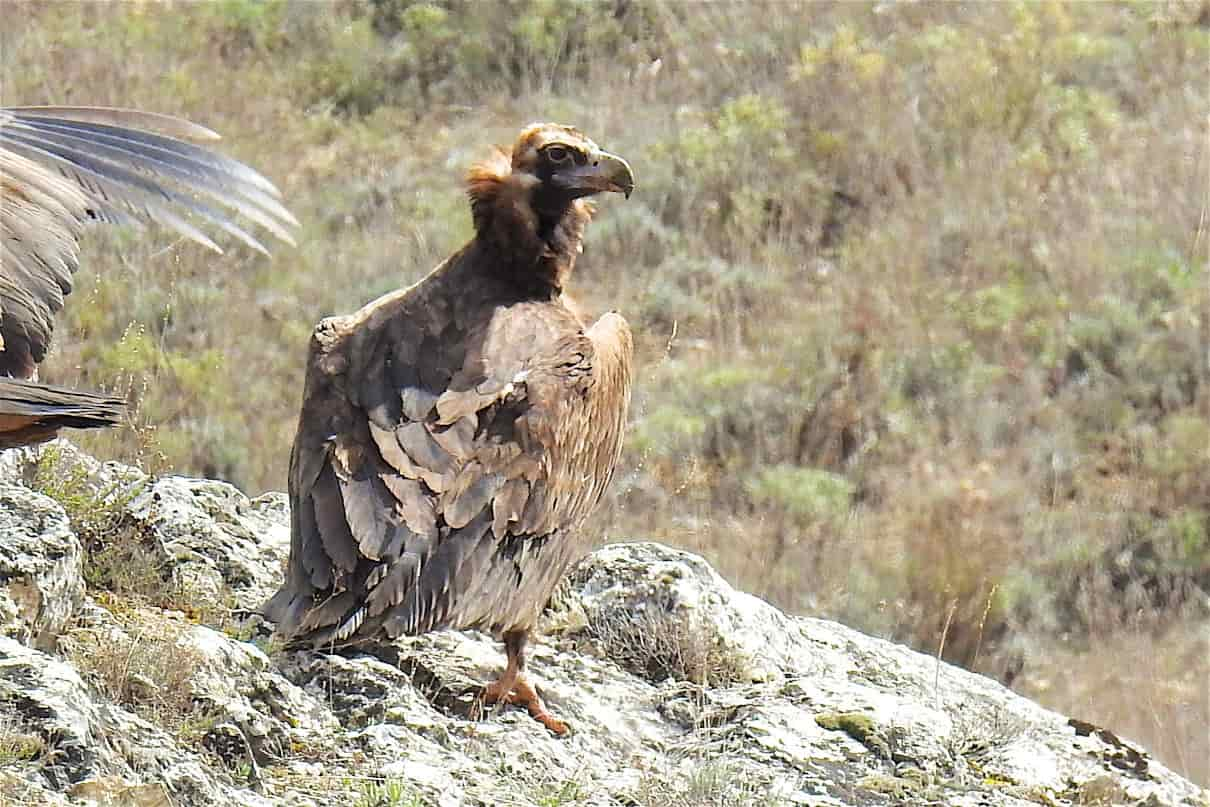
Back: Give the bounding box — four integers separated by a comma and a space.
380, 475, 438, 541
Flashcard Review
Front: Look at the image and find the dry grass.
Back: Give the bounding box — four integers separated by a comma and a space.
354, 778, 425, 807
3, 0, 1207, 785
63, 610, 206, 739
1015, 615, 1210, 786
629, 758, 782, 807
580, 605, 749, 688
28, 446, 237, 628
0, 707, 52, 807
0, 708, 48, 768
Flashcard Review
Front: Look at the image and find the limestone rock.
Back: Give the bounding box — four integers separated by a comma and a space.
262, 542, 1209, 807
0, 439, 147, 500
0, 441, 289, 613
0, 637, 273, 807
178, 621, 339, 768
0, 483, 84, 651
0, 444, 1206, 806
123, 477, 291, 612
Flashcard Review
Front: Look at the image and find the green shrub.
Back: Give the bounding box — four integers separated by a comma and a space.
746, 465, 853, 526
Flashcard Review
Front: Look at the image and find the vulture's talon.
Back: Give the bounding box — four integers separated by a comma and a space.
531, 709, 569, 737
480, 679, 515, 709
481, 674, 568, 736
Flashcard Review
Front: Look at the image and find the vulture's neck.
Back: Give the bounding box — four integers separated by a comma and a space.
467, 154, 593, 295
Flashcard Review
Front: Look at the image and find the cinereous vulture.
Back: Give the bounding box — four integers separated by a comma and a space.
263, 124, 635, 734
0, 106, 296, 447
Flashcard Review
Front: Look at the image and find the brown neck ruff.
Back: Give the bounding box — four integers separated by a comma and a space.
466, 147, 594, 294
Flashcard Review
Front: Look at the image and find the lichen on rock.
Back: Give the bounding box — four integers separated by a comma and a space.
0, 483, 85, 651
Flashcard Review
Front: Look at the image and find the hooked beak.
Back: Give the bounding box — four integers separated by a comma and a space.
556, 149, 635, 199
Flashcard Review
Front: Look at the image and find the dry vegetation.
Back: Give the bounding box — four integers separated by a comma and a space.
580, 605, 750, 687
2, 0, 1207, 786
29, 446, 241, 629
62, 609, 208, 739
630, 759, 781, 807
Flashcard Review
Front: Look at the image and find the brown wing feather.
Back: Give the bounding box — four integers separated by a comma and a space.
309, 465, 360, 576
264, 246, 633, 647
0, 106, 297, 380
0, 377, 123, 449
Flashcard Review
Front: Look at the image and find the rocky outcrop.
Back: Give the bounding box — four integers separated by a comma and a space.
1, 442, 1206, 807
0, 484, 84, 652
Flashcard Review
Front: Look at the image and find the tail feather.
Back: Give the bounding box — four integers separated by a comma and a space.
0, 378, 123, 448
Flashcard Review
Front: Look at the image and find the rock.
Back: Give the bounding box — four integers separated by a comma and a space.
123, 477, 291, 612
0, 441, 287, 612
0, 483, 84, 651
0, 445, 1206, 806
0, 439, 147, 501
178, 621, 339, 767
67, 777, 173, 807
0, 637, 274, 807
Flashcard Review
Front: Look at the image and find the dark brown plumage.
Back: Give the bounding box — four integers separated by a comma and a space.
263, 124, 635, 734
0, 105, 296, 445
0, 378, 122, 449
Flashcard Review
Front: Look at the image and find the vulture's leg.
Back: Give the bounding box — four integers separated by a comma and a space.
482, 630, 567, 735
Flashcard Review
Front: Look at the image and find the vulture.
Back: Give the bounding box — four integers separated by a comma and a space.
0, 105, 296, 446
263, 124, 635, 734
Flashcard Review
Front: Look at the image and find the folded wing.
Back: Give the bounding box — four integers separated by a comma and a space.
265, 279, 633, 647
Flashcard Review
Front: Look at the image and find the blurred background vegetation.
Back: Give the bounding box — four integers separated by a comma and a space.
3, 0, 1207, 785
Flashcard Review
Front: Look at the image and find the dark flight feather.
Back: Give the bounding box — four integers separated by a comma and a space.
0, 105, 294, 446
0, 378, 123, 449
310, 465, 360, 575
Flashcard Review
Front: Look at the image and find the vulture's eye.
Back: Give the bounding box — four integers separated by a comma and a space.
545, 146, 571, 164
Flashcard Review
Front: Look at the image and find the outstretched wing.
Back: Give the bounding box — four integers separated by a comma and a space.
0, 106, 297, 377
264, 268, 632, 647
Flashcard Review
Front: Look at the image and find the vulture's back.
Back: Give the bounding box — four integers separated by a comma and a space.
265, 245, 633, 646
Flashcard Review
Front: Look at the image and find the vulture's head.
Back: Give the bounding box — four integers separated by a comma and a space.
468, 125, 634, 269
509, 123, 634, 203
